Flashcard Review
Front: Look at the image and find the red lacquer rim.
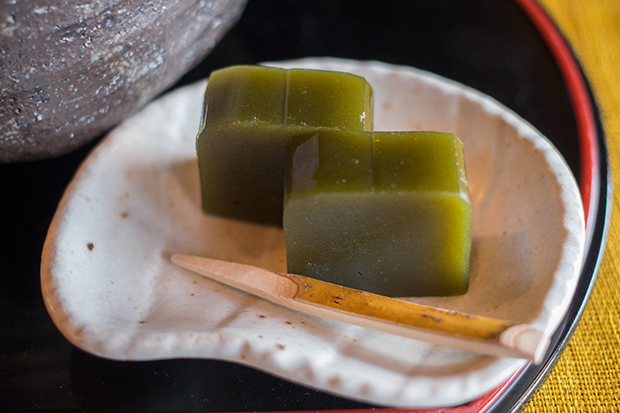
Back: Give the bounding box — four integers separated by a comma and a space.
450, 0, 599, 411
514, 0, 599, 227
458, 0, 599, 412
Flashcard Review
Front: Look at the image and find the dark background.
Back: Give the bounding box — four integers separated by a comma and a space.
1, 0, 583, 411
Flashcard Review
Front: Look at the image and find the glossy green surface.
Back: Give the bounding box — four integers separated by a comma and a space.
285, 69, 373, 130
284, 131, 471, 297
197, 125, 321, 225
287, 130, 374, 197
202, 66, 287, 127
197, 65, 373, 226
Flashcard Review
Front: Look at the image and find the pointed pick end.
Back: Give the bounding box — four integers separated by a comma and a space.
499, 324, 550, 364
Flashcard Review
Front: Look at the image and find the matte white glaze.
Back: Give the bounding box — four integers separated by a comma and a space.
41, 58, 585, 408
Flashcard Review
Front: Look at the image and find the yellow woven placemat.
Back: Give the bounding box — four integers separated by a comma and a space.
522, 1, 620, 412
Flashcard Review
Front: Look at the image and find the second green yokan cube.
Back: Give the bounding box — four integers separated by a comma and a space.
283, 130, 471, 297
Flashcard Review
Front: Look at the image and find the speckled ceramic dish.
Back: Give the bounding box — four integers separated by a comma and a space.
41, 58, 585, 408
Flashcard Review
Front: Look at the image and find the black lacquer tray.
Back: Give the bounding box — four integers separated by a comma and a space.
0, 0, 610, 412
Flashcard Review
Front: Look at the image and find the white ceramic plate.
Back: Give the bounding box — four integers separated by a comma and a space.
41, 58, 585, 408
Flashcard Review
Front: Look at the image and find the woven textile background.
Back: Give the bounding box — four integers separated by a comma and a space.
523, 1, 620, 412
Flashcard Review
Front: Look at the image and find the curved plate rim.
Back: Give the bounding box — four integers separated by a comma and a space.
40, 57, 586, 408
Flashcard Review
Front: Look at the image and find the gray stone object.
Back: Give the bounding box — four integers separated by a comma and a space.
0, 0, 247, 162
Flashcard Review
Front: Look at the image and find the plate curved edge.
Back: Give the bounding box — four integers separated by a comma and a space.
40, 58, 585, 408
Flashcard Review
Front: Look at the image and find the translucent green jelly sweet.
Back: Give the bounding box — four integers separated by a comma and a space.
196, 65, 373, 226
284, 130, 471, 297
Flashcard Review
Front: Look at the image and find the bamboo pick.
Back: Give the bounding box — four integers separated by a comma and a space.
171, 254, 548, 363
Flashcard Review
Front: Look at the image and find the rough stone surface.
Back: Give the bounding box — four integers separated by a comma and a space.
0, 0, 247, 162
